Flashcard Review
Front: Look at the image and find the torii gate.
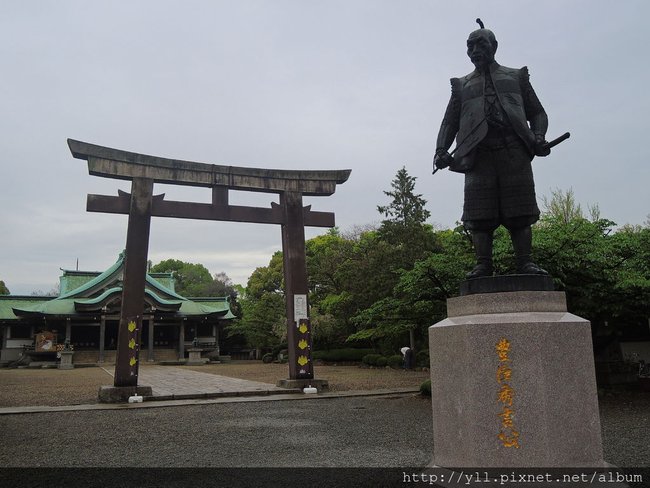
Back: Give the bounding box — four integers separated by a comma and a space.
68, 139, 350, 393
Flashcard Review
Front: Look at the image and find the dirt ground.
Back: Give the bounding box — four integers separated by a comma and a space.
186, 362, 429, 391
0, 362, 429, 407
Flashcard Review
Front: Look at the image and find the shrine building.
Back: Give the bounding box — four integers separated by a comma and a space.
0, 252, 235, 364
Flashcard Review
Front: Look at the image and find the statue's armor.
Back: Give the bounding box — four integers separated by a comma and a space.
435, 62, 548, 230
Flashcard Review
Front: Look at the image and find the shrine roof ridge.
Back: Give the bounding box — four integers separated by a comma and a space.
68, 139, 351, 196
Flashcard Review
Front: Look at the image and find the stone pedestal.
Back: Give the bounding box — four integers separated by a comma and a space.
58, 351, 74, 370
429, 290, 605, 467
186, 348, 209, 365
98, 385, 153, 403
277, 378, 329, 392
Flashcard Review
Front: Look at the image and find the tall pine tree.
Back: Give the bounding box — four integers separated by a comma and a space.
377, 166, 434, 265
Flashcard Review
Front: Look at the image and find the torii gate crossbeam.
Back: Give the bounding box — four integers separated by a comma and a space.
68, 139, 350, 392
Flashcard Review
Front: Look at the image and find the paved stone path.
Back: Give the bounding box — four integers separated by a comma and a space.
102, 365, 291, 398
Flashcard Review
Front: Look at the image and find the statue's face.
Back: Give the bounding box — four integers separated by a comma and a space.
467, 31, 495, 69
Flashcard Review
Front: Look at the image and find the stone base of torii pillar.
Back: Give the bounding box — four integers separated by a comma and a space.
276, 378, 329, 392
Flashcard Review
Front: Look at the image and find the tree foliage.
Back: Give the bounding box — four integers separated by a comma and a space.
225, 252, 286, 349
229, 184, 650, 354
377, 166, 435, 265
150, 259, 213, 297
149, 259, 239, 302
533, 211, 649, 331
0, 280, 10, 295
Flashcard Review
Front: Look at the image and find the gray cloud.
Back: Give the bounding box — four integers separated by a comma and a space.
1, 1, 648, 294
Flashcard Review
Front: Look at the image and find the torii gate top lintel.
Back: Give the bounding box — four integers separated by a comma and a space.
68, 139, 351, 197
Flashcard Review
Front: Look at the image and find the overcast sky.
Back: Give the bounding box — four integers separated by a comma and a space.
1, 0, 648, 294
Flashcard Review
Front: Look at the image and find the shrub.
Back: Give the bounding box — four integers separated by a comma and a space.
387, 355, 403, 369
271, 343, 288, 357
416, 350, 430, 368
420, 379, 431, 396
362, 354, 383, 366
375, 356, 388, 367
262, 353, 273, 364
312, 348, 375, 363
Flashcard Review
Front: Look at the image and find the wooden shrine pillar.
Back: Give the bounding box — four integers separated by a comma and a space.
99, 314, 106, 363
281, 191, 313, 380
147, 317, 155, 362
179, 320, 185, 360
64, 318, 71, 342
114, 177, 153, 387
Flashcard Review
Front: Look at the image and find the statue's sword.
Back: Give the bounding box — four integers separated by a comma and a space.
432, 131, 571, 175
542, 131, 571, 151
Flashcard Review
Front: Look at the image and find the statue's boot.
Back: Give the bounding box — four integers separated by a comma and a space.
466, 230, 494, 279
510, 226, 548, 275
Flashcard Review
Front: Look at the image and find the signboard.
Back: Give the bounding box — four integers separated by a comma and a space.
293, 294, 308, 323
35, 331, 55, 352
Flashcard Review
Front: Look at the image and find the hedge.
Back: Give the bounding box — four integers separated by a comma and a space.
312, 348, 375, 362
361, 354, 383, 366
375, 356, 388, 367
416, 350, 430, 368
387, 355, 403, 369
420, 379, 431, 396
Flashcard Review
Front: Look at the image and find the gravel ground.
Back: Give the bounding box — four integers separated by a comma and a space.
0, 395, 432, 468
598, 390, 650, 467
0, 363, 647, 487
0, 392, 648, 468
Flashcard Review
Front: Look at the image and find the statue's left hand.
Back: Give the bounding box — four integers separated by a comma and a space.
534, 135, 551, 157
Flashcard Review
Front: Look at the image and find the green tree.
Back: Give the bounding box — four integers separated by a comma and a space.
377, 166, 434, 265
348, 226, 473, 350
531, 189, 650, 333
0, 280, 10, 295
606, 224, 650, 328
149, 259, 213, 297
344, 167, 435, 350
200, 271, 242, 316
305, 229, 356, 348
377, 167, 431, 229
541, 187, 584, 224
226, 252, 286, 351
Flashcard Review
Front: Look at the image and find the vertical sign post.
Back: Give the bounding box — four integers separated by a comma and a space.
281, 191, 313, 380
114, 177, 153, 387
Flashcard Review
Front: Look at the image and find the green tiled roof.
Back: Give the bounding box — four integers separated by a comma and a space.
3, 252, 234, 320
0, 296, 53, 320
184, 298, 236, 319
57, 255, 125, 300
59, 271, 100, 295
149, 273, 175, 291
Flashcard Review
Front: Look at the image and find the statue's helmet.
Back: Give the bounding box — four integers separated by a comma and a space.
468, 18, 498, 53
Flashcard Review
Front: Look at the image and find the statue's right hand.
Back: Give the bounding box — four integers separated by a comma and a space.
434, 150, 454, 170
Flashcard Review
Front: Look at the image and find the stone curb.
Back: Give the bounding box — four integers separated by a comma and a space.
143, 388, 303, 402
0, 387, 421, 415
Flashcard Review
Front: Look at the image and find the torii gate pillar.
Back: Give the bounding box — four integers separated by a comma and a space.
115, 177, 153, 387
281, 191, 313, 381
